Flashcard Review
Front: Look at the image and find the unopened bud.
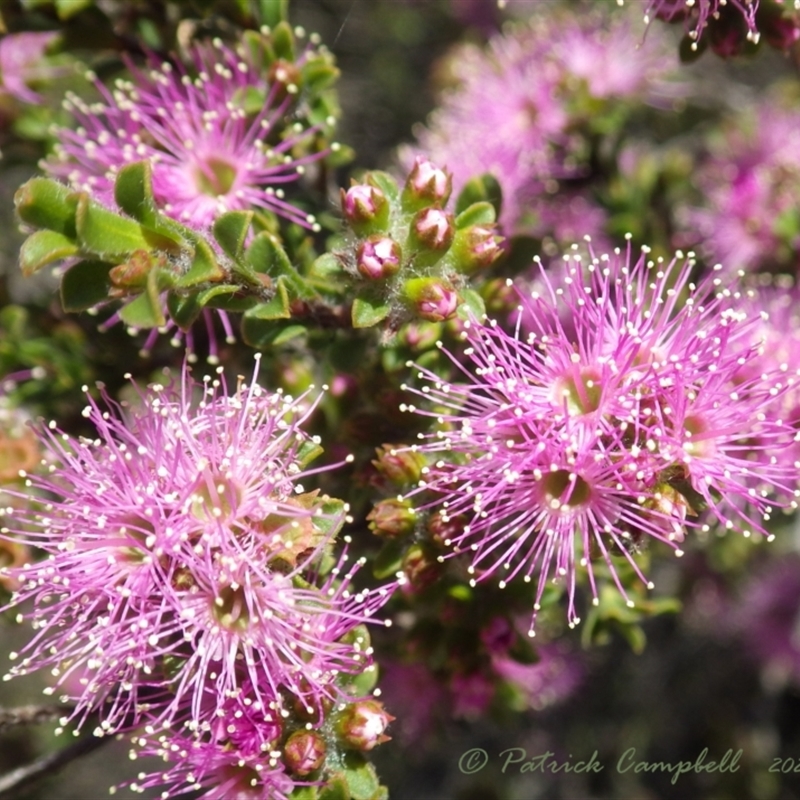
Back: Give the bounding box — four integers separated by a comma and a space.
427, 510, 467, 547
412, 207, 455, 251
341, 184, 389, 232
367, 498, 416, 537
402, 543, 441, 591
337, 700, 394, 751
283, 730, 327, 776
403, 156, 452, 208
373, 445, 426, 486
405, 278, 459, 322
356, 236, 402, 280
451, 224, 504, 273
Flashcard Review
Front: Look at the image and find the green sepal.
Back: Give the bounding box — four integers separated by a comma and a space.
176, 238, 227, 287
271, 21, 295, 61
456, 288, 486, 321
60, 260, 112, 312
454, 201, 496, 230
455, 174, 503, 219
244, 279, 291, 319
20, 230, 78, 276
15, 178, 77, 238
366, 171, 400, 204
166, 292, 203, 331
213, 211, 254, 259
352, 295, 390, 328
373, 538, 405, 580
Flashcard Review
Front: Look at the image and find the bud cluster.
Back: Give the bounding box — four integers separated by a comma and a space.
337, 157, 503, 329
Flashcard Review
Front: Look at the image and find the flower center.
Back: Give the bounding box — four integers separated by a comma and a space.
552, 366, 603, 415
194, 155, 238, 197
539, 469, 592, 510
681, 414, 715, 458
212, 585, 251, 633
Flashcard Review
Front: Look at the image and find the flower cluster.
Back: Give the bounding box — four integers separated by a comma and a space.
0, 358, 392, 796
400, 244, 800, 632
401, 7, 677, 238
0, 31, 60, 106
46, 30, 335, 232
682, 101, 800, 274
334, 157, 503, 329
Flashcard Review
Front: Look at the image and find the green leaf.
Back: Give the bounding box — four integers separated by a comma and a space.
271, 21, 295, 61
166, 292, 203, 330
302, 58, 340, 93
114, 161, 154, 221
15, 178, 77, 238
341, 753, 381, 800
347, 663, 379, 697
20, 230, 78, 276
213, 211, 254, 259
318, 778, 349, 800
457, 288, 485, 321
271, 323, 307, 345
245, 231, 293, 275
258, 0, 290, 29
289, 787, 319, 800
352, 296, 390, 328
55, 0, 90, 18
455, 174, 503, 219
60, 260, 111, 312
196, 284, 242, 307
296, 436, 324, 468
118, 268, 169, 328
74, 195, 152, 259
373, 539, 405, 580
454, 201, 496, 230
244, 279, 290, 320
176, 238, 227, 287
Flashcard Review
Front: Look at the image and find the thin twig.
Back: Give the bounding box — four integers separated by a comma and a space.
0, 729, 110, 800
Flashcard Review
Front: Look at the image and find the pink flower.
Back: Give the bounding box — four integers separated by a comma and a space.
47, 37, 329, 231
1, 358, 390, 735
400, 244, 800, 631
0, 32, 59, 105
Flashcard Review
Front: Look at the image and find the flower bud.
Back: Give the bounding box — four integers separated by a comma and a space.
372, 445, 426, 486
451, 225, 504, 273
759, 1, 800, 49
367, 498, 416, 537
404, 277, 459, 322
412, 207, 455, 251
337, 700, 394, 751
341, 184, 389, 232
283, 730, 327, 776
427, 510, 467, 547
402, 543, 441, 591
403, 156, 452, 208
356, 235, 402, 280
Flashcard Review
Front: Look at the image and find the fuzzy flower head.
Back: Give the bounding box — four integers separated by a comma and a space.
400, 244, 800, 631
1, 357, 390, 734
683, 101, 800, 274
401, 8, 677, 236
47, 32, 336, 231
